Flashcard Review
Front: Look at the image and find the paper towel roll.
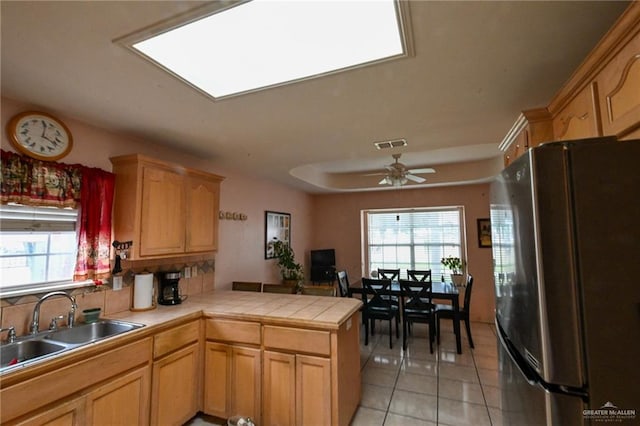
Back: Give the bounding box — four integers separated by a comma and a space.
133, 273, 154, 309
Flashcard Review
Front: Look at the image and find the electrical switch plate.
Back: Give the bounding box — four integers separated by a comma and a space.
191, 266, 198, 277
112, 276, 123, 291
184, 266, 191, 279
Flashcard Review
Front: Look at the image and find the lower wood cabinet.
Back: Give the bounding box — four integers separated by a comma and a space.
0, 338, 152, 425
203, 342, 261, 423
263, 351, 331, 426
84, 366, 150, 426
151, 320, 201, 426
151, 343, 200, 426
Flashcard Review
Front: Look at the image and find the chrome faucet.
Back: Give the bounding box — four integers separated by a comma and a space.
0, 326, 16, 343
30, 291, 77, 335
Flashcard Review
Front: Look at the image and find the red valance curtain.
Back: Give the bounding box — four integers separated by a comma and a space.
1, 150, 115, 281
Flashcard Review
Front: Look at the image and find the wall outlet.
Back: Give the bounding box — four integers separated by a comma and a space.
183, 266, 191, 279
112, 276, 123, 291
191, 266, 198, 277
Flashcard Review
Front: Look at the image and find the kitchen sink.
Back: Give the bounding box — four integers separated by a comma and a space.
0, 319, 145, 374
45, 319, 144, 344
0, 339, 67, 369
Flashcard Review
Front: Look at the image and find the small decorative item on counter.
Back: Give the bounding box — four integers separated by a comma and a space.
227, 416, 255, 426
82, 308, 101, 324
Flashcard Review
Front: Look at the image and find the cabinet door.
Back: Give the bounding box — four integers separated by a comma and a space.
203, 342, 232, 418
151, 343, 199, 426
140, 166, 185, 256
84, 366, 150, 426
296, 355, 331, 426
553, 83, 601, 140
263, 351, 296, 426
595, 34, 640, 137
231, 346, 261, 425
14, 397, 84, 426
185, 175, 220, 252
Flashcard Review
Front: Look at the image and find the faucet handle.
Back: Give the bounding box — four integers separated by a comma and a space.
0, 326, 17, 343
49, 315, 65, 331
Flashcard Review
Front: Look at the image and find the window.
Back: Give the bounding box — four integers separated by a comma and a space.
363, 207, 466, 280
123, 0, 411, 99
0, 204, 78, 293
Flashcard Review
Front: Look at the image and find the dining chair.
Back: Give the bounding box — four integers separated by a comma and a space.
232, 281, 262, 292
301, 285, 336, 296
407, 269, 432, 282
336, 270, 350, 297
262, 284, 297, 294
435, 274, 474, 348
360, 278, 400, 349
377, 268, 400, 280
399, 279, 435, 353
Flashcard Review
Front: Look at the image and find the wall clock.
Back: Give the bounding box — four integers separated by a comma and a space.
7, 111, 73, 161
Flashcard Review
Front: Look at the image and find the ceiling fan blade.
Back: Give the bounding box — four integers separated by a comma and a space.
406, 174, 426, 183
407, 167, 436, 174
378, 177, 389, 185
363, 172, 387, 176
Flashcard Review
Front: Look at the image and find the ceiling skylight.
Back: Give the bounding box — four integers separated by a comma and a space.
127, 0, 409, 100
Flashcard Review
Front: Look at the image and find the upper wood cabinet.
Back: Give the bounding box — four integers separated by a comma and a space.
503, 3, 640, 158
499, 108, 553, 167
552, 83, 602, 141
110, 154, 224, 260
594, 30, 640, 138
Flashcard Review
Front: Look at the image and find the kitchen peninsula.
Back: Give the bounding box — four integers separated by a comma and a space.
0, 291, 362, 426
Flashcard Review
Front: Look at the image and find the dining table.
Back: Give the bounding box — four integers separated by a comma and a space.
348, 280, 463, 354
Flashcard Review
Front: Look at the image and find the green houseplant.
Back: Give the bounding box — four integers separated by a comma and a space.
441, 255, 466, 286
271, 239, 304, 287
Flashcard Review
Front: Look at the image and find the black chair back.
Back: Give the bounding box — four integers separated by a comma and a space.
463, 274, 474, 312
377, 268, 400, 280
399, 279, 433, 312
407, 269, 431, 282
336, 270, 350, 297
361, 278, 394, 310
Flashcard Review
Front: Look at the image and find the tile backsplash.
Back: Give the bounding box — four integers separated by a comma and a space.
0, 254, 214, 337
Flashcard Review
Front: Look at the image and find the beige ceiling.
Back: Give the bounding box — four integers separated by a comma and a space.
0, 1, 630, 193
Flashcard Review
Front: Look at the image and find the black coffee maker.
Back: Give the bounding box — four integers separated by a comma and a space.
158, 271, 182, 305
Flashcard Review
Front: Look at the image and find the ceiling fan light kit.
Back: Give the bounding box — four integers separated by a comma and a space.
373, 153, 435, 187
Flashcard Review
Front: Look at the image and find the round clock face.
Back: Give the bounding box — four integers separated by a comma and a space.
7, 111, 73, 161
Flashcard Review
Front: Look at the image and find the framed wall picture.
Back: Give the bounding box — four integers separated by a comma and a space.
477, 218, 492, 248
265, 211, 291, 259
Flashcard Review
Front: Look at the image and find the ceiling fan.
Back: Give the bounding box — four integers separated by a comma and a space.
366, 153, 436, 187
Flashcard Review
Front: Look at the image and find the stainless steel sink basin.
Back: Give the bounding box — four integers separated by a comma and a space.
45, 320, 144, 344
0, 319, 145, 374
0, 339, 67, 369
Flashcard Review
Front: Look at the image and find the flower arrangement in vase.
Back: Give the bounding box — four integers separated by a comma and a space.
441, 255, 466, 286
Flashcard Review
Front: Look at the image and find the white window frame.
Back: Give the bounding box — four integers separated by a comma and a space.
362, 206, 467, 281
0, 204, 94, 298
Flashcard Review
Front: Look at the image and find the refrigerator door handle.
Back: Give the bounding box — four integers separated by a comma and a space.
497, 319, 540, 386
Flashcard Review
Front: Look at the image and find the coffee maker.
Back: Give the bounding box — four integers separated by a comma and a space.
158, 271, 182, 305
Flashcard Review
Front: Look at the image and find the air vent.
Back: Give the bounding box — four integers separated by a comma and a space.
374, 138, 407, 150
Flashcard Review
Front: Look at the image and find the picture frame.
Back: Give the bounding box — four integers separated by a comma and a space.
477, 218, 492, 248
265, 211, 291, 259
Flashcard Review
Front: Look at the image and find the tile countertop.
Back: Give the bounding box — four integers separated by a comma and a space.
109, 290, 363, 331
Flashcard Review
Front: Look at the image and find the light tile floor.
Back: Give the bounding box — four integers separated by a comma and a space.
351, 320, 501, 426
185, 320, 502, 426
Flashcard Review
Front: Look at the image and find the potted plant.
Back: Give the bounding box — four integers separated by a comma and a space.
271, 239, 304, 288
441, 255, 466, 286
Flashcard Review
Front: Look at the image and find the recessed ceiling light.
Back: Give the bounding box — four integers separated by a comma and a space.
119, 0, 412, 100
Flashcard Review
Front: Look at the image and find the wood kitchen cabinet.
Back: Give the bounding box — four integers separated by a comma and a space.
1, 338, 152, 425
203, 319, 262, 423
500, 108, 553, 166
552, 83, 601, 141
151, 320, 201, 426
263, 351, 332, 426
110, 154, 224, 260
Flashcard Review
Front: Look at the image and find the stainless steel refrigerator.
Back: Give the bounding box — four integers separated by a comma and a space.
490, 137, 640, 425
